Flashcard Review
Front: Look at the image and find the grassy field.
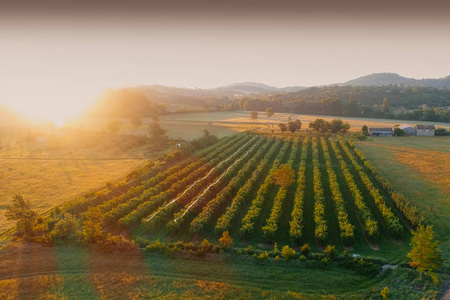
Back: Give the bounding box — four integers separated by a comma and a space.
357, 136, 450, 269
0, 130, 151, 232
0, 241, 442, 299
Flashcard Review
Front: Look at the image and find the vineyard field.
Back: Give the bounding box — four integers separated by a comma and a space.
69, 133, 422, 256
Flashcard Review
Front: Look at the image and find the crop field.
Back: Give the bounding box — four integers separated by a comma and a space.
66, 133, 424, 260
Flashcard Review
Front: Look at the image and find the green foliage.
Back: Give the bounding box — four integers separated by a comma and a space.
300, 244, 310, 256
309, 118, 329, 132
394, 127, 406, 136
362, 125, 369, 136
219, 231, 233, 248
281, 245, 296, 260
329, 119, 350, 133
80, 207, 104, 243
50, 213, 78, 241
407, 225, 443, 280
5, 194, 37, 237
250, 110, 258, 122
324, 245, 336, 260
380, 286, 390, 299
288, 119, 302, 133
148, 121, 167, 143
265, 107, 274, 118
278, 123, 287, 133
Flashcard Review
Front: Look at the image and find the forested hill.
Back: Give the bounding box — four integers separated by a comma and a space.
342, 73, 450, 89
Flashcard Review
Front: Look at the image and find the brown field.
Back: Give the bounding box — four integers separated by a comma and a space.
0, 130, 150, 233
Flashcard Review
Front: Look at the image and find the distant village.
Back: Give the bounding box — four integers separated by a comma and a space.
368, 124, 437, 136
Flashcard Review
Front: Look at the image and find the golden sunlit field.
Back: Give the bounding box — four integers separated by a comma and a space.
357, 137, 450, 255
0, 130, 151, 233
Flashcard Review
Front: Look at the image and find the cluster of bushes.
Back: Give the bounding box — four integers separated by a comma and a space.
338, 137, 402, 237
309, 118, 350, 133
348, 140, 424, 227
289, 137, 309, 240
328, 139, 378, 240
320, 138, 354, 245
312, 137, 328, 243
240, 139, 292, 236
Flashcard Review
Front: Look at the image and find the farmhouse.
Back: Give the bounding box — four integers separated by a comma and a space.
415, 125, 435, 136
368, 127, 393, 137
398, 124, 416, 135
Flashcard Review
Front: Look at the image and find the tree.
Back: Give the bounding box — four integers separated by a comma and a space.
50, 213, 78, 241
394, 127, 406, 136
309, 118, 329, 132
272, 164, 295, 187
5, 194, 37, 237
219, 230, 234, 248
278, 123, 287, 133
362, 125, 369, 136
266, 107, 275, 118
250, 110, 258, 122
407, 225, 443, 281
130, 116, 143, 128
80, 207, 104, 243
106, 120, 121, 133
148, 121, 167, 143
288, 119, 302, 133
382, 97, 390, 112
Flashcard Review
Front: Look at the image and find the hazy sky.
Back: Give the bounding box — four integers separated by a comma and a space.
1, 0, 450, 123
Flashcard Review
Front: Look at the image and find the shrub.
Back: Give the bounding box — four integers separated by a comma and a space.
324, 245, 337, 260
258, 251, 269, 260
281, 245, 296, 260
50, 213, 78, 241
219, 231, 234, 248
300, 243, 310, 256
380, 286, 390, 299
98, 234, 137, 252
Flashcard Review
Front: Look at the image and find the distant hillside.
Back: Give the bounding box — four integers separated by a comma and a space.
342, 73, 450, 89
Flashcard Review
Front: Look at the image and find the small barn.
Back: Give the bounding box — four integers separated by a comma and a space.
368, 127, 393, 137
416, 125, 435, 136
398, 124, 416, 135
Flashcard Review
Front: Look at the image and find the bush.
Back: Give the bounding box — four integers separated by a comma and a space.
258, 251, 269, 260
49, 213, 78, 241
380, 286, 390, 299
219, 231, 234, 248
281, 245, 296, 260
324, 245, 337, 260
98, 234, 137, 252
300, 243, 310, 256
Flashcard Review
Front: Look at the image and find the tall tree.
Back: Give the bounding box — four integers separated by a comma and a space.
407, 225, 443, 282
5, 194, 37, 237
266, 107, 275, 118
278, 123, 287, 133
250, 110, 258, 122
148, 121, 167, 143
80, 207, 104, 243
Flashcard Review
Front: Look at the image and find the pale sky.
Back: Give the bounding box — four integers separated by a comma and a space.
1, 0, 450, 124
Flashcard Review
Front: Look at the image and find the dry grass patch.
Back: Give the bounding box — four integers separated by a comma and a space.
372, 144, 450, 193
196, 280, 229, 293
